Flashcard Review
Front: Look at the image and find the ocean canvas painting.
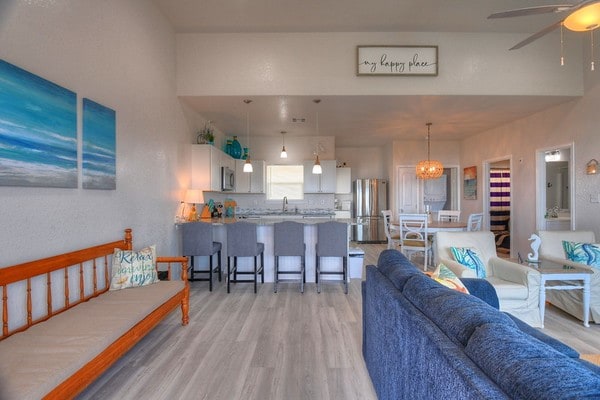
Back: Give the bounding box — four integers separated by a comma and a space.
0, 59, 77, 188
82, 98, 116, 190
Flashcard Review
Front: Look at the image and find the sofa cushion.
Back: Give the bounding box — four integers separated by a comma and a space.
403, 274, 515, 346
465, 323, 600, 399
110, 245, 159, 290
485, 277, 529, 300
377, 249, 421, 291
431, 263, 469, 294
451, 247, 487, 278
0, 281, 184, 400
563, 240, 600, 268
504, 313, 579, 358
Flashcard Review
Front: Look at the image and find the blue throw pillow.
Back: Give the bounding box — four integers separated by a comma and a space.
450, 247, 487, 278
562, 241, 600, 268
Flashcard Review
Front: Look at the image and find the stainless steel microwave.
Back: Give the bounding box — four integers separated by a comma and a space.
221, 167, 235, 191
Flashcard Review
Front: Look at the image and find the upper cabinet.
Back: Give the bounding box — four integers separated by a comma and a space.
235, 159, 265, 193
303, 159, 336, 193
191, 144, 234, 192
335, 167, 352, 194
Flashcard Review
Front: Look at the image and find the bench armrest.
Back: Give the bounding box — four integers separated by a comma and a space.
156, 256, 189, 281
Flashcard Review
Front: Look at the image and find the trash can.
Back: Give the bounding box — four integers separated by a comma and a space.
348, 246, 365, 280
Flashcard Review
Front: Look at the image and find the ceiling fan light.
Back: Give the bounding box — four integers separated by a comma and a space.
564, 3, 600, 31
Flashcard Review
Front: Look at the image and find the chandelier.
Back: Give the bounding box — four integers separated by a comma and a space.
416, 122, 443, 180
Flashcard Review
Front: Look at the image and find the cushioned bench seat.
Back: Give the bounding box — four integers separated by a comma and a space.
0, 281, 184, 400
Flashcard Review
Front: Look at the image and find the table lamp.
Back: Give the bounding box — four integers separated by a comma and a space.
184, 189, 204, 221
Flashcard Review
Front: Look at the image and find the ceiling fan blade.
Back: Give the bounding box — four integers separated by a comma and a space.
509, 20, 564, 50
488, 4, 574, 19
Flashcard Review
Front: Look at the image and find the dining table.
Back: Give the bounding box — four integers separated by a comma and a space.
390, 220, 468, 233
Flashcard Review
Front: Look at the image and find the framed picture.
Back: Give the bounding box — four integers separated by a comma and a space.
82, 98, 116, 190
0, 59, 77, 188
464, 166, 477, 200
356, 45, 438, 76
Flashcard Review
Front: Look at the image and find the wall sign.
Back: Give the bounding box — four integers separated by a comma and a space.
356, 45, 438, 76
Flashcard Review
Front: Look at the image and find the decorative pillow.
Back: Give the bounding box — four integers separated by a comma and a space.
431, 263, 469, 294
450, 247, 487, 278
562, 241, 600, 268
110, 245, 159, 290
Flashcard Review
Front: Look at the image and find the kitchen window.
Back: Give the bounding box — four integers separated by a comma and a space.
266, 165, 304, 200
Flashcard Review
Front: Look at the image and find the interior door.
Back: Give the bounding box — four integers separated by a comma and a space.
396, 166, 419, 214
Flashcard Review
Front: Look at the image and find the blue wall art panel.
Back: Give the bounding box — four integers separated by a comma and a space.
82, 98, 116, 190
0, 59, 77, 188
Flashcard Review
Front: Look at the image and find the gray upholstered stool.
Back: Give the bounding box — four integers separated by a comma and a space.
316, 221, 348, 294
273, 221, 306, 293
181, 221, 222, 291
226, 222, 264, 293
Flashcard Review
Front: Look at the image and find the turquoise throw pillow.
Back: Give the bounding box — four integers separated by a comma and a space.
562, 241, 600, 268
450, 247, 487, 278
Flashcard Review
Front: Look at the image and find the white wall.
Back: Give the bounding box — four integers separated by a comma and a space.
460, 83, 600, 258
177, 31, 583, 97
0, 0, 190, 265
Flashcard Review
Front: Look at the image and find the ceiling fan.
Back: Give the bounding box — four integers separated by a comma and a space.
488, 0, 600, 50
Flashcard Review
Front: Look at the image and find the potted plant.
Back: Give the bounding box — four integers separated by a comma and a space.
197, 121, 215, 145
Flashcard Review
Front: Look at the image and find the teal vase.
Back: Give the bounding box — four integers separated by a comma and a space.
225, 140, 233, 156
231, 136, 242, 159
242, 147, 249, 160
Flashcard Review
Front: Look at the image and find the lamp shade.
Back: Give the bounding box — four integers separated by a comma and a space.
312, 155, 322, 174
564, 3, 600, 31
184, 189, 204, 204
243, 158, 253, 172
416, 160, 444, 179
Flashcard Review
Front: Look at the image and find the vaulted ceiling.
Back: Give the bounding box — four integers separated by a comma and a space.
154, 0, 583, 146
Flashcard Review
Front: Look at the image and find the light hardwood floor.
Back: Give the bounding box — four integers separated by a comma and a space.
77, 244, 600, 399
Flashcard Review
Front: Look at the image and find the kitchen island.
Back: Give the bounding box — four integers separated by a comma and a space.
176, 216, 363, 284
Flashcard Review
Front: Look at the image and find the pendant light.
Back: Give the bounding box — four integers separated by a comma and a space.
280, 131, 288, 158
312, 99, 322, 174
243, 99, 253, 173
416, 122, 444, 180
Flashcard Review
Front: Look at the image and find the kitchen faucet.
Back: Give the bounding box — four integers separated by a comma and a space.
283, 196, 288, 212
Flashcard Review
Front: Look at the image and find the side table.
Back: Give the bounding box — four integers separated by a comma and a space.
528, 260, 592, 328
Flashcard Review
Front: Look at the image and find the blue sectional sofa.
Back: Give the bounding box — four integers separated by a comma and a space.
362, 249, 600, 400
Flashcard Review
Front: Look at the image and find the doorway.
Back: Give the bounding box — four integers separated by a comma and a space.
395, 166, 459, 215
483, 157, 513, 257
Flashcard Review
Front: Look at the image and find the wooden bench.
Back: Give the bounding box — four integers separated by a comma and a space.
0, 228, 189, 399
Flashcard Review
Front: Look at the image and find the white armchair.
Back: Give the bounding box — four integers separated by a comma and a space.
436, 231, 542, 327
537, 230, 599, 323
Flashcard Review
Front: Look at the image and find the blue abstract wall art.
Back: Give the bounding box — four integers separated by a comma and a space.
82, 98, 116, 190
0, 59, 77, 188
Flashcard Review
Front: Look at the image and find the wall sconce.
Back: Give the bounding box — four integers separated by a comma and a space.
586, 159, 598, 175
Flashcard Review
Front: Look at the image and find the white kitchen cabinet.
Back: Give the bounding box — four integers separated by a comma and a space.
335, 167, 352, 194
191, 144, 234, 192
303, 159, 336, 193
235, 159, 265, 193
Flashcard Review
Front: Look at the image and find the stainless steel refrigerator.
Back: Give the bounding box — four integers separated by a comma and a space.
353, 179, 388, 243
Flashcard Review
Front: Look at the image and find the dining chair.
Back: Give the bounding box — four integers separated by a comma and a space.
181, 221, 222, 291
316, 221, 349, 294
382, 210, 401, 250
226, 222, 264, 293
437, 210, 461, 222
398, 213, 430, 271
467, 213, 484, 231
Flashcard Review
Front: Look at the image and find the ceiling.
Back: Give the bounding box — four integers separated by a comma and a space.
155, 0, 581, 147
